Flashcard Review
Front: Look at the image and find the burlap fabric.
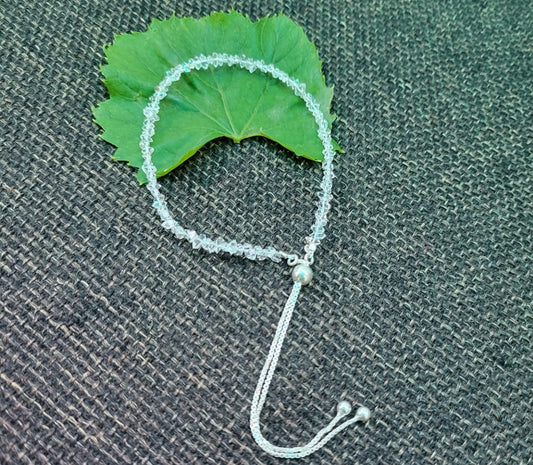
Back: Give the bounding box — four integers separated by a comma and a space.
1, 1, 532, 464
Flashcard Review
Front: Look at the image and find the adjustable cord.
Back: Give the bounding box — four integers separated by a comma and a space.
250, 277, 370, 459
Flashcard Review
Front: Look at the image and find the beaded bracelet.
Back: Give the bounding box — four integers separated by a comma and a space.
139, 53, 370, 459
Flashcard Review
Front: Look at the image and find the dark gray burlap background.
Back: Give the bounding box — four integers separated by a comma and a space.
1, 1, 532, 464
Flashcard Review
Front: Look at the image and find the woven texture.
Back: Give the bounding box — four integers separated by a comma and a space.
1, 1, 532, 464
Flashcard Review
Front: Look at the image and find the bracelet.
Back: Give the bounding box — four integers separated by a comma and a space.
139, 52, 370, 459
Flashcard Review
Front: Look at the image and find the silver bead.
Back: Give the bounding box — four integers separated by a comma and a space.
337, 400, 352, 415
292, 264, 313, 285
356, 406, 371, 422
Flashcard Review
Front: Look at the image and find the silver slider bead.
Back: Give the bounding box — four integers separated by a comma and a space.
292, 263, 313, 285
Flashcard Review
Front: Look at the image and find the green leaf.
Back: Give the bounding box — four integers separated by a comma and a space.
93, 11, 341, 184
